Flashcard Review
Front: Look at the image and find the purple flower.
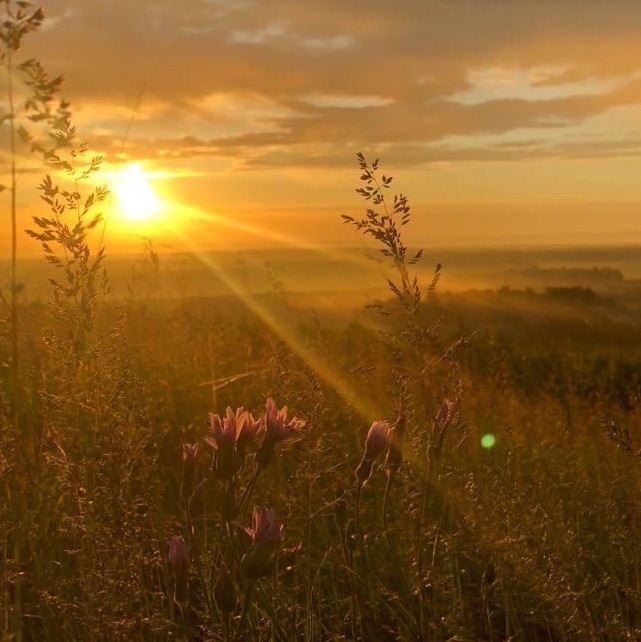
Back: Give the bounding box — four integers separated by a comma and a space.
181, 443, 200, 498
247, 507, 285, 545
355, 420, 392, 486
256, 399, 306, 468
207, 408, 239, 451
182, 442, 199, 463
264, 398, 306, 443
241, 507, 285, 579
236, 408, 262, 454
206, 407, 248, 479
364, 421, 392, 459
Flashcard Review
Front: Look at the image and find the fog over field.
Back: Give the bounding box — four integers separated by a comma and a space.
7, 243, 641, 303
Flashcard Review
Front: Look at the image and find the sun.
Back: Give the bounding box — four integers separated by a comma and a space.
112, 163, 162, 223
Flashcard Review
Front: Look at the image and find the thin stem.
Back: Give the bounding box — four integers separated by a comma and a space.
354, 482, 362, 534
7, 35, 18, 417
182, 473, 217, 628
381, 471, 392, 531
6, 30, 23, 642
223, 612, 231, 642
233, 581, 253, 642
238, 465, 259, 514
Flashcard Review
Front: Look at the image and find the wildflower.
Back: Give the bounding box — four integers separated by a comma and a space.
206, 407, 244, 479
364, 421, 392, 459
181, 443, 199, 499
168, 536, 189, 607
249, 507, 285, 544
208, 409, 238, 449
241, 507, 285, 579
355, 420, 392, 486
236, 408, 262, 459
255, 398, 306, 468
182, 442, 199, 463
264, 398, 306, 441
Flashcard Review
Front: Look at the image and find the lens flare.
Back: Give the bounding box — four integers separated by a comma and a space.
481, 433, 496, 449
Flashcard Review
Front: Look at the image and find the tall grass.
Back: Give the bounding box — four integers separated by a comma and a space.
2, 5, 641, 641
1, 0, 69, 422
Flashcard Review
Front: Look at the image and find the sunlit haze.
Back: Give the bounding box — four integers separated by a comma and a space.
4, 5, 641, 637
3, 1, 641, 255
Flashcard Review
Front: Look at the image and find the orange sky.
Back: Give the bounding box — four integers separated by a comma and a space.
2, 0, 641, 255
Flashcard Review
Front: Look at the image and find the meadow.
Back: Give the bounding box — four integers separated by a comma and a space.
3, 152, 641, 641
3, 4, 641, 642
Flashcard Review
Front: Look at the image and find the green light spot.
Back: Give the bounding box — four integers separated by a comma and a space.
481, 433, 496, 450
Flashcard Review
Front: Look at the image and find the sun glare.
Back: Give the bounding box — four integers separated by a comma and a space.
112, 163, 162, 223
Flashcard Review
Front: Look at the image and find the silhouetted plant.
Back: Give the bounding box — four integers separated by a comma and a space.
0, 0, 71, 406
27, 129, 107, 357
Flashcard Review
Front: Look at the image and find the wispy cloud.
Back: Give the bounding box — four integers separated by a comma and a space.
300, 34, 355, 51
299, 93, 393, 108
447, 66, 641, 105
26, 0, 641, 171
228, 22, 288, 45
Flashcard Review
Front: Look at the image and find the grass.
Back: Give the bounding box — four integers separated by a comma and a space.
2, 149, 641, 641
2, 5, 641, 639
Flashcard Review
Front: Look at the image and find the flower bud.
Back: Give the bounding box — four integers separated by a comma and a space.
182, 443, 199, 463
364, 421, 392, 459
181, 443, 199, 498
241, 508, 285, 579
168, 536, 189, 607
356, 421, 392, 486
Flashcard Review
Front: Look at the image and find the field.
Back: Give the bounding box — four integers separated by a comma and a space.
4, 212, 641, 641
3, 2, 641, 641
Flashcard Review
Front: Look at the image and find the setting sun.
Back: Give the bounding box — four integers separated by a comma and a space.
112, 163, 162, 223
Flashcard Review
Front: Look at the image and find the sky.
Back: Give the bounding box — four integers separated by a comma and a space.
3, 0, 641, 254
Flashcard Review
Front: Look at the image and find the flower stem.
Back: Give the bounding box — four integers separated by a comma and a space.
238, 466, 259, 513
233, 581, 253, 642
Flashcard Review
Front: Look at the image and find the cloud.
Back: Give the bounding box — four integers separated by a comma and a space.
227, 21, 354, 51
300, 34, 355, 51
299, 93, 394, 108
446, 67, 641, 105
20, 0, 641, 171
228, 22, 288, 45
